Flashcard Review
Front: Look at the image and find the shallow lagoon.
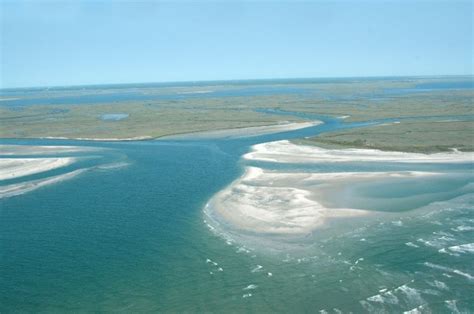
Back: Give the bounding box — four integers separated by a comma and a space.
100, 113, 129, 121
1, 113, 473, 312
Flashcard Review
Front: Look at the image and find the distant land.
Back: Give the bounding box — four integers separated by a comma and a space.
1, 75, 472, 153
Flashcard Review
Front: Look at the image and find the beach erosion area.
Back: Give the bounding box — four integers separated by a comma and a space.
205, 140, 474, 241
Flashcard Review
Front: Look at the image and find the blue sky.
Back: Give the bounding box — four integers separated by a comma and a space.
1, 0, 472, 88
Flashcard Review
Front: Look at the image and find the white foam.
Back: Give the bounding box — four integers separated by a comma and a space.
446, 243, 474, 254
452, 225, 474, 232
396, 285, 424, 306
423, 262, 474, 281
251, 265, 263, 273
444, 300, 460, 313
97, 162, 130, 170
243, 284, 258, 291
403, 305, 424, 314
367, 292, 399, 305
428, 280, 449, 291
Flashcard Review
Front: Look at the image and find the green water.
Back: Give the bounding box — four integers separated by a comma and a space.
1, 118, 473, 312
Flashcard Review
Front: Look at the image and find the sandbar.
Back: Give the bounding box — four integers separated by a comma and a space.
244, 140, 474, 163
207, 141, 473, 237
159, 121, 320, 140
0, 169, 86, 199
0, 157, 76, 180
0, 145, 96, 156
208, 167, 375, 235
41, 136, 153, 141
206, 166, 455, 235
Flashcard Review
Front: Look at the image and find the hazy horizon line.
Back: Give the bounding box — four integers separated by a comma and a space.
1, 74, 473, 91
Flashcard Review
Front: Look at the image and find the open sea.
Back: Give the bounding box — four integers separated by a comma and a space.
1, 78, 473, 312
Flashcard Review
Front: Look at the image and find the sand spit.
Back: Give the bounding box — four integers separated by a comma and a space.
0, 157, 76, 180
244, 140, 474, 163
0, 169, 86, 199
0, 145, 96, 156
41, 136, 153, 141
160, 121, 321, 140
0, 144, 93, 198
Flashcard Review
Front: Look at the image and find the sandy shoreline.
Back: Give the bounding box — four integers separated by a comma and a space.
244, 140, 474, 163
158, 121, 321, 140
0, 145, 99, 155
207, 166, 445, 235
40, 135, 153, 141
206, 140, 473, 237
0, 121, 321, 142
0, 157, 76, 180
207, 166, 370, 235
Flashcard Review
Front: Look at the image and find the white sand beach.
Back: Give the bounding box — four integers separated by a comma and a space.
207, 139, 474, 236
0, 157, 76, 180
41, 136, 153, 141
160, 121, 320, 140
244, 140, 474, 163
0, 145, 95, 156
209, 167, 356, 235
207, 166, 449, 235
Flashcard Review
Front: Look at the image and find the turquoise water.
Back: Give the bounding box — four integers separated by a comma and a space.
1, 114, 473, 312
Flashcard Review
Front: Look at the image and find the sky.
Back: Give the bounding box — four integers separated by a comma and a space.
0, 0, 472, 88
